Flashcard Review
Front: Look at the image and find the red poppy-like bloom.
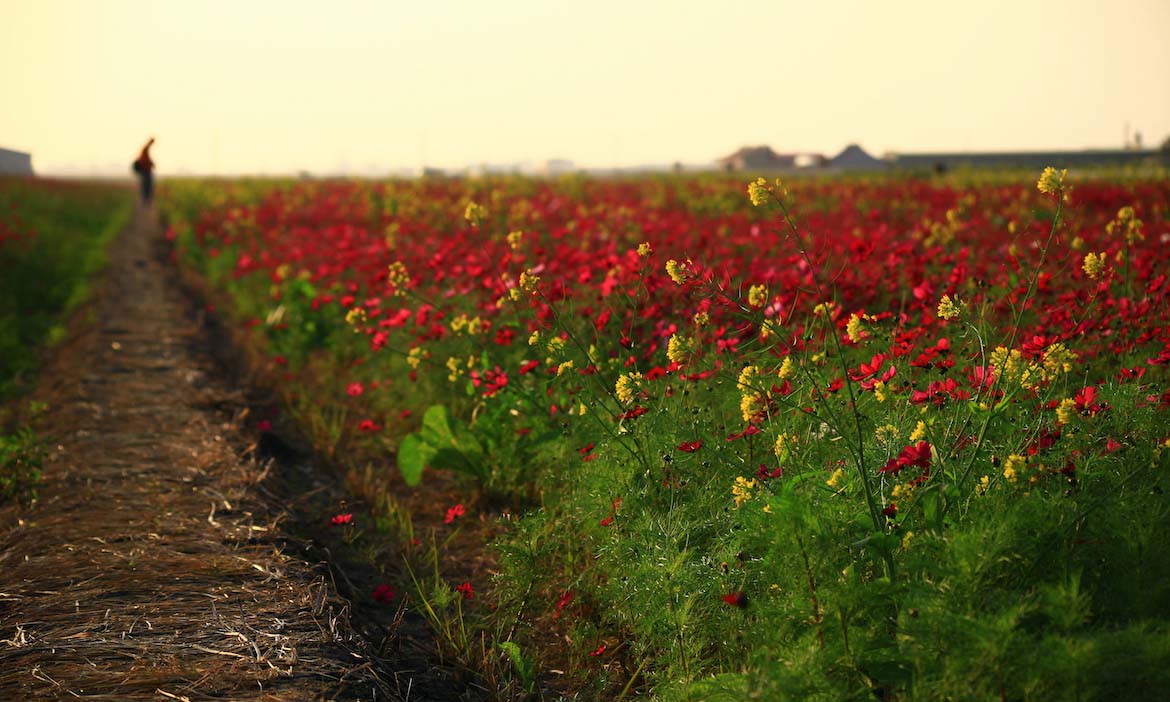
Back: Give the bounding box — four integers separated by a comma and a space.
722, 591, 749, 609
444, 503, 466, 524
456, 581, 474, 599
677, 440, 702, 452
347, 382, 364, 396
330, 513, 353, 526
599, 516, 614, 527
553, 590, 574, 618
358, 419, 382, 432
372, 584, 396, 603
589, 644, 607, 657
879, 442, 933, 476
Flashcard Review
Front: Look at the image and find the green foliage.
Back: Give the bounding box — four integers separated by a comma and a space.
0, 427, 45, 504
0, 180, 131, 396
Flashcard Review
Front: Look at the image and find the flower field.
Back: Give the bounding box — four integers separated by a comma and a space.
164, 170, 1170, 700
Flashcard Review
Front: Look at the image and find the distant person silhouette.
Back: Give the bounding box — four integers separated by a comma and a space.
132, 138, 155, 204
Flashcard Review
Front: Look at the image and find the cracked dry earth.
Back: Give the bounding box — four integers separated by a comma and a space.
0, 207, 398, 701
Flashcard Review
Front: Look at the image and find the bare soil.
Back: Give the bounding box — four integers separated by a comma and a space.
0, 206, 406, 700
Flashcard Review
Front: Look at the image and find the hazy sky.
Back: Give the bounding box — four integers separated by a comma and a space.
2, 0, 1168, 175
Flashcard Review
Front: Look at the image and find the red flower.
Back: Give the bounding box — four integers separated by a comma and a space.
358, 419, 382, 432
553, 591, 574, 619
722, 591, 749, 608
599, 516, 614, 527
372, 584, 396, 603
677, 440, 702, 452
444, 503, 466, 524
346, 382, 364, 397
456, 581, 474, 599
755, 463, 783, 480
256, 419, 272, 432
330, 513, 353, 526
589, 643, 607, 657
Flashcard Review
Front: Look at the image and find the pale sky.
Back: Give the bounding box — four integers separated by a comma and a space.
2, 0, 1168, 175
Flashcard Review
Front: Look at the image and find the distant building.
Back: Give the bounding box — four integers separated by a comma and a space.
888, 149, 1166, 172
0, 147, 33, 176
827, 144, 888, 171
718, 145, 797, 172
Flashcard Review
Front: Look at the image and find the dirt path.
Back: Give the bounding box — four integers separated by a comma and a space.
0, 206, 397, 700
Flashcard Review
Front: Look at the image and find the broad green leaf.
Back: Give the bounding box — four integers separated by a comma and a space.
397, 433, 435, 486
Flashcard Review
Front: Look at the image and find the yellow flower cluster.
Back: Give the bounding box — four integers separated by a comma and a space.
1002, 454, 1025, 483
637, 242, 652, 257
988, 346, 1043, 390
446, 356, 463, 382
845, 313, 866, 343
732, 476, 757, 508
556, 360, 575, 377
936, 294, 963, 321
387, 261, 410, 294
345, 307, 367, 330
747, 284, 767, 308
909, 420, 927, 443
747, 177, 770, 207
773, 432, 796, 459
615, 371, 642, 405
1056, 397, 1078, 425
976, 475, 991, 495
1036, 167, 1067, 195
464, 201, 488, 224
826, 467, 846, 489
1107, 206, 1144, 245
693, 310, 710, 326
666, 334, 690, 365
777, 356, 795, 379
449, 314, 485, 335
407, 346, 425, 369
1041, 343, 1077, 378
506, 230, 524, 249
665, 259, 690, 285
1082, 251, 1108, 280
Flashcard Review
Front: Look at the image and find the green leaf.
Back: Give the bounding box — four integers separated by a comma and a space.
498, 641, 534, 689
420, 404, 456, 448
397, 433, 435, 486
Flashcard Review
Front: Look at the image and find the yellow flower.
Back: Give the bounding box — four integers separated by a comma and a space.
446, 356, 462, 382
976, 475, 991, 495
528, 330, 541, 346
773, 432, 795, 459
748, 284, 767, 308
1070, 235, 1084, 250
846, 313, 867, 343
506, 230, 524, 249
812, 301, 836, 318
1056, 397, 1078, 425
777, 356, 795, 379
519, 270, 540, 291
615, 372, 642, 405
826, 467, 846, 489
1082, 251, 1107, 280
464, 201, 487, 223
909, 420, 927, 443
345, 307, 367, 329
732, 476, 757, 508
636, 242, 652, 257
1003, 454, 1025, 483
737, 365, 760, 392
891, 483, 913, 500
556, 360, 575, 376
1036, 167, 1067, 195
873, 380, 887, 403
693, 310, 710, 326
1041, 343, 1077, 378
740, 393, 766, 422
901, 531, 915, 550
665, 259, 689, 285
937, 294, 963, 321
407, 347, 425, 369
875, 424, 899, 445
747, 177, 769, 206
666, 334, 689, 365
387, 261, 410, 293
